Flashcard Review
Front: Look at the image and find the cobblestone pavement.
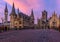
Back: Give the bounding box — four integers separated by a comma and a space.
0, 29, 60, 42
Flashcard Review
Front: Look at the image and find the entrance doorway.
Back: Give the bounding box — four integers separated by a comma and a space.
4, 27, 8, 31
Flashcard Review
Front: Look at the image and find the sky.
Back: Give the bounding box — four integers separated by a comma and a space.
0, 0, 60, 23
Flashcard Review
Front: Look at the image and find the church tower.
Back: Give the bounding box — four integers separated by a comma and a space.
4, 3, 8, 23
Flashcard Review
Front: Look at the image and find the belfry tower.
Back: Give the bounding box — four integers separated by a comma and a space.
4, 4, 8, 23
42, 10, 48, 29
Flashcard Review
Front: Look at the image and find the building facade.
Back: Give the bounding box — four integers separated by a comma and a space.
0, 3, 60, 31
37, 10, 48, 29
10, 3, 34, 29
37, 10, 60, 29
49, 12, 60, 29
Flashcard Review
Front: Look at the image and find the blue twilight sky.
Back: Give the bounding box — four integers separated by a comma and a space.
0, 0, 60, 23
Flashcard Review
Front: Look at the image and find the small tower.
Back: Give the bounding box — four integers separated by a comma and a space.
30, 9, 34, 23
30, 9, 34, 20
30, 9, 34, 28
17, 8, 20, 18
52, 11, 57, 17
4, 3, 8, 23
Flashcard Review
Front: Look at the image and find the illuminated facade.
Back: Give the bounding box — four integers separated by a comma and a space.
10, 3, 34, 29
37, 10, 60, 29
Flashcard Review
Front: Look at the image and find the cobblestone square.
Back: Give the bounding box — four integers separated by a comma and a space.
0, 29, 60, 42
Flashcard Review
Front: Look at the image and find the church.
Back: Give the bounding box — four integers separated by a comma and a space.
37, 10, 60, 30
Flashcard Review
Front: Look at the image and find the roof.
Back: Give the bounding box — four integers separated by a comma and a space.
18, 12, 31, 19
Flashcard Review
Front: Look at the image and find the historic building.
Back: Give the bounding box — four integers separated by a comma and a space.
37, 10, 48, 29
0, 3, 60, 31
37, 10, 60, 29
10, 3, 34, 29
0, 3, 34, 31
49, 12, 60, 29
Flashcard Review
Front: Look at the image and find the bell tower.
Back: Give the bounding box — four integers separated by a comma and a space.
4, 3, 8, 23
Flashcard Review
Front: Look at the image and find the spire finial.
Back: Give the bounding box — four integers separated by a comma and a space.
5, 3, 8, 12
31, 9, 34, 16
17, 8, 19, 14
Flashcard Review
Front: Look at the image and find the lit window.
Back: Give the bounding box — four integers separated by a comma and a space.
19, 21, 21, 24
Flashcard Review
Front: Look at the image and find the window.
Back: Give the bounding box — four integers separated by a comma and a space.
15, 21, 17, 25
19, 21, 21, 24
19, 26, 21, 28
53, 21, 56, 25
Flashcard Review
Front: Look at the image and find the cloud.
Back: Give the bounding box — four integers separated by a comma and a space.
56, 0, 60, 9
4, 0, 44, 15
55, 0, 60, 15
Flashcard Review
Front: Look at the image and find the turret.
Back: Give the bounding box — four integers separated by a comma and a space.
17, 8, 20, 18
30, 9, 34, 20
30, 9, 34, 28
4, 3, 8, 23
52, 11, 57, 17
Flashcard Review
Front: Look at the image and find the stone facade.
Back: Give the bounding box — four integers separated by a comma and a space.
37, 10, 60, 29
37, 10, 48, 29
0, 3, 60, 31
49, 12, 60, 29
9, 3, 34, 29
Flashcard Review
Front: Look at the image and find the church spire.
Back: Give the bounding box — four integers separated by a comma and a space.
5, 3, 8, 12
4, 3, 8, 23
